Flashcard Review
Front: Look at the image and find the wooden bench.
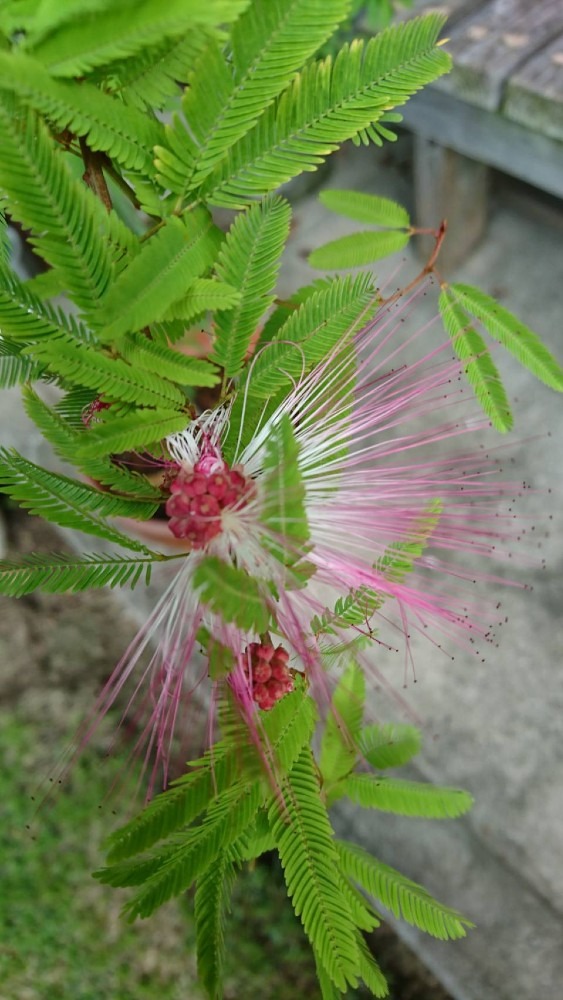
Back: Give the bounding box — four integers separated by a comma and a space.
389, 0, 563, 267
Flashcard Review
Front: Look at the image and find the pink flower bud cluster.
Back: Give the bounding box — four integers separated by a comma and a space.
165, 461, 252, 547
244, 642, 294, 711
82, 398, 110, 426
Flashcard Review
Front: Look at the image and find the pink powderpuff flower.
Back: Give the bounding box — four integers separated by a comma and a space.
71, 289, 528, 797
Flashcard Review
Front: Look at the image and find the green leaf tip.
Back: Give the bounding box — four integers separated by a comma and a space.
193, 556, 271, 633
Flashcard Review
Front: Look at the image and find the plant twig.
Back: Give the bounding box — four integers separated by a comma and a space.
378, 220, 447, 309
79, 137, 112, 212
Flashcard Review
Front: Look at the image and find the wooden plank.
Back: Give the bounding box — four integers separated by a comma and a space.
400, 87, 563, 200
504, 32, 563, 142
412, 136, 489, 270
395, 0, 490, 27
433, 0, 563, 112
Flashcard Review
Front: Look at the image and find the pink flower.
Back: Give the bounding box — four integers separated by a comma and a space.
71, 291, 526, 797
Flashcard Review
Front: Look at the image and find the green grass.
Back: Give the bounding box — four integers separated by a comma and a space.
0, 713, 326, 1000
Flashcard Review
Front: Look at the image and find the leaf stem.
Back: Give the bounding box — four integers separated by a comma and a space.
379, 220, 447, 310
79, 138, 112, 213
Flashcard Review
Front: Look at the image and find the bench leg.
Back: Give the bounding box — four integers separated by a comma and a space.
413, 135, 490, 272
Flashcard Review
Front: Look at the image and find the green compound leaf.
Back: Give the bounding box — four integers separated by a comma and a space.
319, 662, 366, 786
375, 498, 442, 583
0, 201, 10, 268
26, 335, 186, 408
244, 272, 377, 397
357, 724, 422, 770
312, 584, 382, 640
195, 849, 237, 1000
193, 557, 271, 632
211, 195, 291, 377
155, 0, 351, 198
201, 14, 451, 207
99, 31, 215, 110
439, 288, 513, 432
260, 414, 311, 578
93, 211, 223, 340
0, 340, 43, 388
450, 283, 563, 393
118, 335, 220, 388
24, 0, 251, 77
0, 268, 90, 343
0, 51, 164, 174
121, 780, 264, 919
23, 387, 163, 499
162, 278, 241, 322
354, 931, 389, 997
0, 99, 112, 312
75, 408, 189, 460
0, 449, 153, 552
319, 189, 410, 228
337, 840, 474, 941
308, 229, 409, 270
270, 747, 361, 992
237, 809, 276, 861
0, 550, 161, 597
334, 774, 473, 818
314, 952, 345, 999
105, 682, 314, 863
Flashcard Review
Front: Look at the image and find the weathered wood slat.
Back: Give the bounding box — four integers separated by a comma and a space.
413, 136, 489, 270
401, 87, 563, 200
504, 32, 563, 141
433, 0, 563, 111
397, 0, 491, 27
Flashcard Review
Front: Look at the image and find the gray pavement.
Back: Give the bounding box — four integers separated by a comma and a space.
285, 142, 563, 1000
2, 138, 562, 999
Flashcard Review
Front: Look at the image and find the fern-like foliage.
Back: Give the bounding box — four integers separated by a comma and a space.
105, 683, 316, 862
259, 414, 312, 579
439, 287, 513, 432
0, 268, 91, 346
357, 723, 421, 770
211, 195, 291, 377
3, 5, 559, 997
104, 31, 217, 110
309, 229, 409, 269
448, 283, 563, 392
194, 849, 237, 1000
193, 557, 271, 632
318, 189, 411, 228
73, 408, 189, 460
337, 840, 474, 941
121, 780, 264, 920
0, 550, 165, 597
92, 211, 223, 339
0, 98, 112, 311
0, 448, 155, 551
0, 339, 43, 388
22, 386, 165, 498
161, 278, 240, 323
332, 773, 473, 817
118, 334, 220, 388
269, 746, 361, 992
22, 0, 251, 77
200, 15, 451, 207
319, 661, 366, 785
27, 335, 186, 407
155, 0, 351, 199
241, 272, 377, 398
0, 52, 164, 174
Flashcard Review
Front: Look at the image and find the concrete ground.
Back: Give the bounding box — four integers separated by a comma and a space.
2, 137, 562, 999
282, 140, 563, 1000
